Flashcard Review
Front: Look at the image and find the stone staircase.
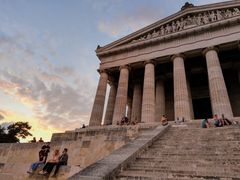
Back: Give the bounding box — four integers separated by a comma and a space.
116, 124, 240, 179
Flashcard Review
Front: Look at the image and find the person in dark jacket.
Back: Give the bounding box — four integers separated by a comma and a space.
51, 148, 68, 177
27, 145, 49, 173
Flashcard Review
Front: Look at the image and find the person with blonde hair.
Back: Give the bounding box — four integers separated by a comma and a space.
161, 115, 168, 126
38, 149, 60, 175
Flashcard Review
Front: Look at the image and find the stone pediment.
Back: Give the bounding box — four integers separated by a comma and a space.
96, 1, 240, 57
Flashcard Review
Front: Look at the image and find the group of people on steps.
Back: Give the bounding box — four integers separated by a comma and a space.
27, 142, 68, 178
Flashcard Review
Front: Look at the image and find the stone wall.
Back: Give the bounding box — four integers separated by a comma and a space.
0, 125, 144, 179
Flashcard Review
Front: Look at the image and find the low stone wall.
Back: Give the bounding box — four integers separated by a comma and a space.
0, 124, 156, 179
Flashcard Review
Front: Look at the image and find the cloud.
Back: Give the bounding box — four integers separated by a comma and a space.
0, 69, 94, 130
98, 4, 165, 37
0, 114, 4, 120
0, 17, 96, 133
194, 0, 227, 5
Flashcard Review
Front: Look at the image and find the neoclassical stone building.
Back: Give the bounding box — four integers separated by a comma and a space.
89, 1, 240, 126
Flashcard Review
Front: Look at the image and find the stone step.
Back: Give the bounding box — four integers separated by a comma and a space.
159, 135, 240, 139
150, 142, 240, 150
166, 126, 240, 131
117, 173, 204, 180
117, 169, 240, 179
159, 130, 240, 137
142, 150, 240, 156
127, 164, 240, 173
128, 163, 240, 173
139, 155, 240, 161
131, 159, 240, 167
153, 140, 240, 145
136, 155, 240, 162
116, 125, 240, 179
157, 136, 240, 141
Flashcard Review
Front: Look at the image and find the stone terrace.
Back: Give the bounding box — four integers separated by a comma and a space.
69, 120, 240, 180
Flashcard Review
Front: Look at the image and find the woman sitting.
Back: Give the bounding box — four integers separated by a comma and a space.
38, 149, 60, 175
161, 115, 168, 126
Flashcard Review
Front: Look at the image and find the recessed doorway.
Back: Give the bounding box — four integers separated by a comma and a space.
192, 98, 212, 119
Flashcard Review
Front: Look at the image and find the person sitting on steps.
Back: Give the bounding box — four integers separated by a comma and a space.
51, 148, 68, 178
161, 115, 168, 126
221, 114, 232, 126
214, 114, 223, 127
27, 146, 48, 173
38, 149, 60, 176
201, 118, 210, 128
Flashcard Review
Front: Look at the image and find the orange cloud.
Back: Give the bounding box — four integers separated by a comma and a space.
0, 108, 60, 142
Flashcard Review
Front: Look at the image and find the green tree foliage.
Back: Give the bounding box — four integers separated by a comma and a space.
0, 122, 32, 143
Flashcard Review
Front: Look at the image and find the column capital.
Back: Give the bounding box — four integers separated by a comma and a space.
171, 53, 185, 61
119, 65, 131, 71
97, 69, 108, 74
202, 46, 219, 56
144, 60, 155, 66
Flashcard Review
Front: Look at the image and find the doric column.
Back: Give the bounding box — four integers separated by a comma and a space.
112, 65, 130, 124
187, 78, 194, 119
131, 81, 142, 123
127, 99, 132, 121
89, 70, 108, 126
155, 77, 165, 121
141, 60, 155, 123
103, 81, 117, 125
203, 47, 233, 118
172, 54, 191, 121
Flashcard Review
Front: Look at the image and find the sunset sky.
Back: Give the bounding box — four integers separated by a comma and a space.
0, 0, 226, 142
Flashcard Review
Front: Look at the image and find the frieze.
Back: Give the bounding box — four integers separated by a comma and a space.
131, 7, 240, 44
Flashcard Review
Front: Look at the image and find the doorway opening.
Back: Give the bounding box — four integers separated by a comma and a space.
192, 98, 212, 119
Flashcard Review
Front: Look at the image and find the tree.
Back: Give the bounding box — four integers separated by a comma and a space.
0, 126, 5, 135
0, 122, 32, 143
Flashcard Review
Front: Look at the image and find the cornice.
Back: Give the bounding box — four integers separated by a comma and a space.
96, 0, 240, 58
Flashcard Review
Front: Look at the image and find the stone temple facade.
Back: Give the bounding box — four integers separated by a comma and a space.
89, 1, 240, 126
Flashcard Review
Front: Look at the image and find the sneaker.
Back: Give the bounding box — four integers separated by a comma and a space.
27, 170, 33, 174
38, 171, 46, 175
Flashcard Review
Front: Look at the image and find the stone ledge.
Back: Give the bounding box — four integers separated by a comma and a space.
68, 124, 169, 180
51, 123, 161, 142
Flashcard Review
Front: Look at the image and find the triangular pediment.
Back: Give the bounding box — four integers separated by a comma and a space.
96, 0, 240, 56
